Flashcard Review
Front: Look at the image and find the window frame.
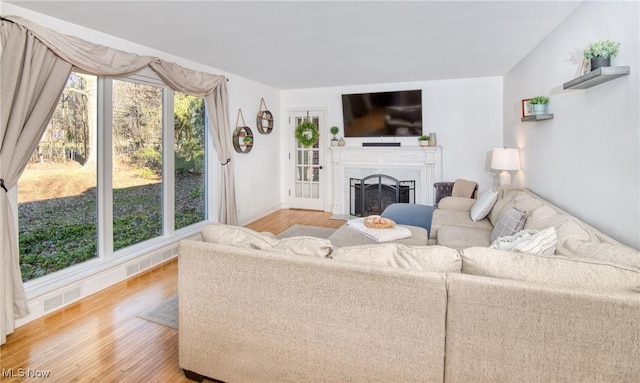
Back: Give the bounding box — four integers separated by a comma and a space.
20, 69, 211, 298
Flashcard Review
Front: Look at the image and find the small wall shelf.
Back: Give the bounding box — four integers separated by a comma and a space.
563, 66, 630, 90
232, 126, 254, 153
521, 114, 554, 122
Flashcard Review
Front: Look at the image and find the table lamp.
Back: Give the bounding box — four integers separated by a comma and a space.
491, 148, 520, 186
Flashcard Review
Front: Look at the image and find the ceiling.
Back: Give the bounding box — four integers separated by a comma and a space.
4, 1, 583, 89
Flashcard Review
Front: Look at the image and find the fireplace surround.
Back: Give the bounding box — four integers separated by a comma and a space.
329, 146, 442, 215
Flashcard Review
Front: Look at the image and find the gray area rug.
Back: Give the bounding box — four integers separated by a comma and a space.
276, 224, 336, 239
330, 214, 358, 221
137, 294, 178, 329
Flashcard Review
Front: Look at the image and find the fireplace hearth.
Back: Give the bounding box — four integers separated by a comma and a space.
350, 174, 415, 216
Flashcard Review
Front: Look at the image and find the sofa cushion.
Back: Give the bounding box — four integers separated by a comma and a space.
487, 188, 520, 225
451, 179, 477, 198
524, 205, 569, 230
202, 224, 333, 258
555, 218, 594, 244
202, 223, 276, 249
490, 227, 557, 255
430, 209, 494, 239
436, 196, 476, 212
273, 236, 334, 258
330, 243, 461, 273
561, 239, 640, 270
490, 190, 542, 225
470, 187, 498, 222
436, 226, 492, 251
461, 247, 640, 293
490, 207, 527, 242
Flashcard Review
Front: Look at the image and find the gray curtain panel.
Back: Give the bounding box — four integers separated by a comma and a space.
0, 19, 73, 345
0, 15, 238, 345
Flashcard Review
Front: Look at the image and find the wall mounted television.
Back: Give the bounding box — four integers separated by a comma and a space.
342, 89, 422, 137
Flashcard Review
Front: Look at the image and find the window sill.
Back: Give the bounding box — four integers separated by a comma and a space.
24, 221, 210, 300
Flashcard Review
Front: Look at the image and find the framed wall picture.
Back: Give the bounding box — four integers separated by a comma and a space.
522, 98, 533, 117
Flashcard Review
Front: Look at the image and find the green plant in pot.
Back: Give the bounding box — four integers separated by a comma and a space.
584, 40, 620, 71
418, 135, 430, 147
529, 96, 549, 115
243, 136, 253, 146
330, 126, 339, 146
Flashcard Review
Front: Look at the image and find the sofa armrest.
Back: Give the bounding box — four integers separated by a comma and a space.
436, 197, 476, 212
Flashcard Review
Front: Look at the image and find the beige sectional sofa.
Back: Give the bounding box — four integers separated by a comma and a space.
431, 188, 640, 268
178, 202, 640, 382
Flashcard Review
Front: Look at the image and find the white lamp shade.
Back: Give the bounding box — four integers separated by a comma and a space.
491, 148, 520, 171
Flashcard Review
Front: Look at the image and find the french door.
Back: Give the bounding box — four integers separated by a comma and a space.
289, 110, 325, 210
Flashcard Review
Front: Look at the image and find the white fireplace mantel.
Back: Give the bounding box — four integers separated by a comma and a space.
329, 146, 442, 215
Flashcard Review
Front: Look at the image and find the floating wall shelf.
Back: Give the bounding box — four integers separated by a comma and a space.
521, 114, 554, 122
563, 66, 630, 90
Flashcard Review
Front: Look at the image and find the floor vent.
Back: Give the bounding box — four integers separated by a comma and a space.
163, 248, 174, 260
126, 263, 139, 277
43, 295, 63, 312
126, 246, 177, 277
44, 286, 82, 313
64, 287, 81, 303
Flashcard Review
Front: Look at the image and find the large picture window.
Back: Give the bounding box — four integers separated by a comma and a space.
174, 93, 206, 230
18, 71, 208, 282
112, 79, 164, 250
18, 73, 99, 282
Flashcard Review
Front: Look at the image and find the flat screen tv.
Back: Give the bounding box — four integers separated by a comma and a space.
342, 90, 422, 137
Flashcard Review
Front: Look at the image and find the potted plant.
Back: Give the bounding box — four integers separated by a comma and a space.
529, 96, 549, 115
418, 135, 430, 147
330, 126, 340, 146
584, 40, 620, 71
243, 136, 253, 146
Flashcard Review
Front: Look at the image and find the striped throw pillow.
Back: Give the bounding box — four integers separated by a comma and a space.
490, 227, 557, 255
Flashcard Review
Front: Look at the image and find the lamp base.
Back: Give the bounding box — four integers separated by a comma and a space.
498, 171, 512, 187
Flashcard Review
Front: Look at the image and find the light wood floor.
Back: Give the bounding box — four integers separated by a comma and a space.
0, 209, 344, 383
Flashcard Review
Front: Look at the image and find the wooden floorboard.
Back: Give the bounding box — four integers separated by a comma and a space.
1, 209, 345, 382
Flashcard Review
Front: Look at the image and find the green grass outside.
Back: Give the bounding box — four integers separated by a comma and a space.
19, 174, 204, 282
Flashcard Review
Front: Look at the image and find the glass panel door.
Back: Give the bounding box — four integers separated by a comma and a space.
290, 110, 325, 210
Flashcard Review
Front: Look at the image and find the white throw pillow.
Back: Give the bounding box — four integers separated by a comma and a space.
490, 227, 557, 255
470, 187, 498, 222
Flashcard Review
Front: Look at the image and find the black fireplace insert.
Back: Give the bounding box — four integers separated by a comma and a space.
350, 174, 415, 217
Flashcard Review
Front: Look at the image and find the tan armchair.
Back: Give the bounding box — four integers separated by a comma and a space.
434, 179, 478, 206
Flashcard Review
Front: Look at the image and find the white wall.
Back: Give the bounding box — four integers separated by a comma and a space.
281, 77, 504, 211
227, 78, 281, 224
2, 3, 282, 226
504, 1, 640, 248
